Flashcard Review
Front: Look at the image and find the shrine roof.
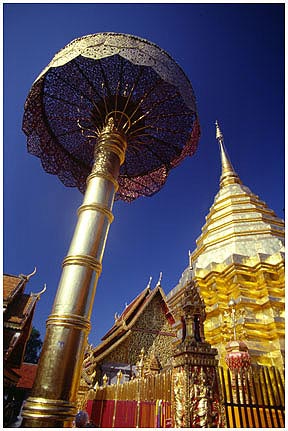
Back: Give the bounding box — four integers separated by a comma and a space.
3, 271, 44, 370
92, 285, 174, 362
4, 294, 38, 330
3, 274, 26, 306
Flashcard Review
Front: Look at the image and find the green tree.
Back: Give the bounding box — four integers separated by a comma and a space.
23, 327, 43, 364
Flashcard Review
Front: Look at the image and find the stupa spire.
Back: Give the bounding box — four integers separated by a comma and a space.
215, 120, 242, 188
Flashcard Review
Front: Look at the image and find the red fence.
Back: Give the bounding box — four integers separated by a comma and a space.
87, 399, 172, 428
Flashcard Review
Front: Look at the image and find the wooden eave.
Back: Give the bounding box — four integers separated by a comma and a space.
3, 274, 26, 309
4, 294, 38, 330
4, 297, 38, 368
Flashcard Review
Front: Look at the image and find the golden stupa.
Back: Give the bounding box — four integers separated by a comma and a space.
167, 121, 284, 369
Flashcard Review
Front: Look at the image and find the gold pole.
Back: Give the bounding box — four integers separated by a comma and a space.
22, 122, 127, 427
98, 374, 108, 427
112, 370, 122, 427
136, 348, 145, 428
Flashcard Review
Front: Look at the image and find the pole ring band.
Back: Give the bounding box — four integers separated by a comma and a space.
77, 203, 114, 224
47, 313, 91, 332
96, 141, 125, 164
21, 397, 77, 420
62, 255, 102, 274
96, 132, 127, 165
86, 171, 119, 191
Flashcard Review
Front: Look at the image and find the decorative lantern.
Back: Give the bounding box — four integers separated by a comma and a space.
225, 340, 251, 374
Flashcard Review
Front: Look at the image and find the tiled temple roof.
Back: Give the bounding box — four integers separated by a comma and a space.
3, 275, 26, 310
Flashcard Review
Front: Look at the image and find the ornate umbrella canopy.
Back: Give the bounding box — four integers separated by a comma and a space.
23, 32, 200, 201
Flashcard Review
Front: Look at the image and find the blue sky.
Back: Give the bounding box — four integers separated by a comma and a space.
3, 3, 284, 346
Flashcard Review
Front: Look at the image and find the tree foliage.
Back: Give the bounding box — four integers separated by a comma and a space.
23, 327, 43, 364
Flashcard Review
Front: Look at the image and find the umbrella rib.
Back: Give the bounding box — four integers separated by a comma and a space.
130, 132, 182, 155
148, 134, 182, 154
128, 77, 163, 123
73, 58, 104, 100
151, 125, 189, 135
147, 111, 194, 120
119, 65, 144, 129
43, 93, 82, 108
98, 58, 112, 118
39, 115, 91, 173
129, 123, 188, 137
40, 78, 92, 173
128, 139, 171, 169
43, 93, 102, 135
46, 72, 98, 111
73, 59, 106, 123
98, 58, 112, 96
55, 128, 86, 138
113, 57, 123, 121
130, 92, 180, 128
46, 115, 81, 121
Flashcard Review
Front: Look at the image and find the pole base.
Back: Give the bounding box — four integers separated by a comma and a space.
21, 396, 77, 428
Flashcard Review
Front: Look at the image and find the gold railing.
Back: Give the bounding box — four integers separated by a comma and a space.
87, 370, 172, 427
219, 365, 285, 428
93, 369, 172, 402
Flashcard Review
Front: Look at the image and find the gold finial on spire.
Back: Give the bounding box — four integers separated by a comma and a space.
215, 120, 242, 188
215, 120, 223, 143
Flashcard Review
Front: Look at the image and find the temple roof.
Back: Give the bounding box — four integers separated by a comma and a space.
3, 274, 26, 310
91, 284, 174, 362
3, 272, 44, 370
5, 293, 39, 330
101, 285, 151, 341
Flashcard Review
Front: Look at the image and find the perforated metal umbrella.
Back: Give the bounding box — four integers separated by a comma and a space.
23, 32, 200, 201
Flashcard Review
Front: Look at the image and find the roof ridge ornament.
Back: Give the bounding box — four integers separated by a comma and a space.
32, 283, 47, 299
147, 276, 153, 289
156, 271, 163, 287
19, 267, 37, 282
188, 250, 193, 270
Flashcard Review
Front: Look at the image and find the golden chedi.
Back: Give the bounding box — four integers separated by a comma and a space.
167, 121, 284, 369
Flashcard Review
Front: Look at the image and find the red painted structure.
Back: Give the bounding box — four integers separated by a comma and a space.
86, 399, 172, 428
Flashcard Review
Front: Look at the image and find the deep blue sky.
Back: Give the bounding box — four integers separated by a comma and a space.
3, 3, 284, 346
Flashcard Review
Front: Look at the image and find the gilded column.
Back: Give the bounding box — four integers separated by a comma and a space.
22, 120, 127, 427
